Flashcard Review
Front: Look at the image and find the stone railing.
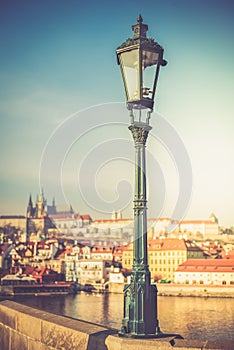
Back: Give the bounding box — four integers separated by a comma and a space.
0, 300, 233, 350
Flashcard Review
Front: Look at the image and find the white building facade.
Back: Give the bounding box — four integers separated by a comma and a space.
175, 259, 234, 285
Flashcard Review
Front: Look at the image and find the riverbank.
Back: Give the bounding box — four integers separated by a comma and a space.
109, 282, 234, 297
157, 284, 234, 298
1, 283, 233, 298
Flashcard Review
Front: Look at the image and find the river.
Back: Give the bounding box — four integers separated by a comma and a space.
14, 293, 234, 341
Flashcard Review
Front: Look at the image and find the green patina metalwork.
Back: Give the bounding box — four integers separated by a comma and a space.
119, 122, 161, 338
116, 16, 167, 338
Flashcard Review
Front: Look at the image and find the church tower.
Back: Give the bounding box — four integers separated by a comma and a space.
26, 194, 34, 218
35, 189, 46, 218
111, 209, 117, 221
26, 190, 54, 240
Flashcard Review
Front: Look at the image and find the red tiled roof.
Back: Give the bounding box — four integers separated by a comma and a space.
179, 259, 234, 267
49, 213, 76, 219
37, 242, 50, 250
92, 217, 218, 225
92, 249, 113, 254
93, 217, 172, 224
93, 218, 132, 223
27, 242, 36, 247
81, 214, 92, 220
23, 266, 35, 275
161, 239, 188, 251
122, 239, 202, 252
121, 243, 134, 251
0, 243, 10, 252
180, 220, 216, 225
176, 259, 234, 273
148, 238, 187, 251
148, 239, 163, 250
45, 237, 58, 244
148, 217, 171, 222
56, 251, 66, 259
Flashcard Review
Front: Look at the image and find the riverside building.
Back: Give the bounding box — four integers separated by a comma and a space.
174, 259, 234, 285
122, 238, 205, 282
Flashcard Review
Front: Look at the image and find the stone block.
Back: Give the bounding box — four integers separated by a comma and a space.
204, 340, 234, 350
87, 329, 117, 350
0, 324, 10, 350
172, 338, 204, 349
28, 337, 56, 350
41, 319, 89, 350
0, 303, 17, 329
10, 328, 28, 350
105, 334, 175, 350
17, 313, 42, 341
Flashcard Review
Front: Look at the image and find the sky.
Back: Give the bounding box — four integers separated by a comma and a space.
0, 0, 234, 226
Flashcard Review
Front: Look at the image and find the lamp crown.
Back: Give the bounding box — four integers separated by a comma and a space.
132, 15, 148, 39
137, 14, 143, 23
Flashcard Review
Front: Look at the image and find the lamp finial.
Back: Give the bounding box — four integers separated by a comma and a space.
138, 14, 143, 24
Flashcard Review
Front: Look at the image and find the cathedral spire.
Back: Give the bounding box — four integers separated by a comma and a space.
28, 193, 33, 206
27, 193, 33, 218
39, 187, 45, 202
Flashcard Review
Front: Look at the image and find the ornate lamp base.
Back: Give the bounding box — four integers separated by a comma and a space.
119, 278, 161, 338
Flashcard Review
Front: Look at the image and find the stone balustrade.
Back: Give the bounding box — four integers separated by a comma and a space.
0, 300, 233, 350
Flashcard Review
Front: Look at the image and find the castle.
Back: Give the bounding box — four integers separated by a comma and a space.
26, 190, 55, 239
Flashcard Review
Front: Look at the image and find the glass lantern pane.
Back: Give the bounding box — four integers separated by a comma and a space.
142, 51, 159, 100
119, 49, 140, 101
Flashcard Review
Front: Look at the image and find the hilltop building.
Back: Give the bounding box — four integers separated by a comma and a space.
46, 197, 92, 233
26, 191, 92, 238
26, 192, 54, 239
91, 213, 219, 241
177, 213, 219, 237
49, 212, 92, 234
0, 216, 26, 232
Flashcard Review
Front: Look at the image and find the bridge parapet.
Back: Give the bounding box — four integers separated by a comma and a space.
0, 300, 233, 350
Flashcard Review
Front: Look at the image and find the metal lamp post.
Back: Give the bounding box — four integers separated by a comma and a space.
116, 15, 167, 338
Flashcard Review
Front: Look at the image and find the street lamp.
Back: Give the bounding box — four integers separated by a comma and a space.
116, 15, 167, 338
